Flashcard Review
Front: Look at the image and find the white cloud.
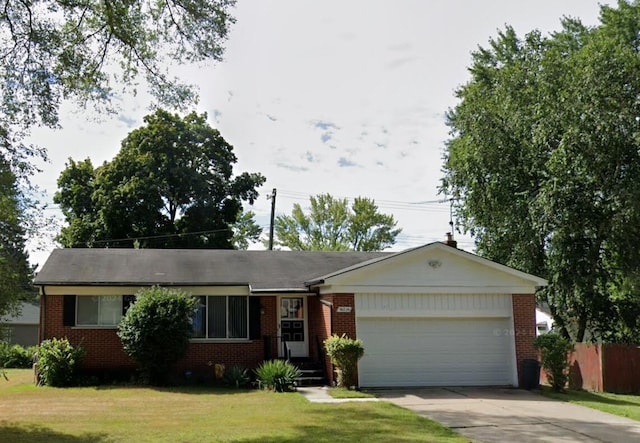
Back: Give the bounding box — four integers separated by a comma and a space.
26, 0, 614, 266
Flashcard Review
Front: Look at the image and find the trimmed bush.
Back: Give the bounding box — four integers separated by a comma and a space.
118, 286, 197, 385
224, 365, 250, 388
534, 333, 574, 392
0, 343, 38, 368
37, 338, 84, 387
255, 359, 301, 392
324, 334, 364, 388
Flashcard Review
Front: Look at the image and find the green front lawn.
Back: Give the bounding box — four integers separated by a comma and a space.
541, 387, 640, 421
0, 369, 466, 442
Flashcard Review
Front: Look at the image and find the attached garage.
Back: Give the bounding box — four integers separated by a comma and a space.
356, 293, 516, 387
309, 242, 547, 388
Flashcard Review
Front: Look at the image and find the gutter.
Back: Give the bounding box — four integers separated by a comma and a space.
304, 278, 325, 287
39, 286, 46, 343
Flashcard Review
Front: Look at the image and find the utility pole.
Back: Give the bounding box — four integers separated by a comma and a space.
268, 188, 277, 250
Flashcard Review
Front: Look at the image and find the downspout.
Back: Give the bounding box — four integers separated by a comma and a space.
39, 286, 46, 343
319, 298, 334, 384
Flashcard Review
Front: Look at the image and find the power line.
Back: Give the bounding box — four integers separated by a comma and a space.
277, 189, 451, 213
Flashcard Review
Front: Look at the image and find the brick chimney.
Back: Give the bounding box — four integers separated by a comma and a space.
444, 232, 457, 248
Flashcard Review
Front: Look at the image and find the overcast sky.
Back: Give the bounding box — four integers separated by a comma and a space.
27, 0, 614, 266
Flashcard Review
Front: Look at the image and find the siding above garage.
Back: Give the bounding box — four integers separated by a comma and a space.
309, 242, 547, 295
356, 293, 512, 318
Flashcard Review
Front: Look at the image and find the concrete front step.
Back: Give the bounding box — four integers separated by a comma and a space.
296, 376, 325, 387
296, 368, 325, 386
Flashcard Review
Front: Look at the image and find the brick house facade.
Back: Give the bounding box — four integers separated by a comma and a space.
36, 243, 545, 387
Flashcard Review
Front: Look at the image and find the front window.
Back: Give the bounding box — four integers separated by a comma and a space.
77, 295, 122, 326
192, 296, 248, 339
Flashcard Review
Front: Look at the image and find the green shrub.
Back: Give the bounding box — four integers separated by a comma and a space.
117, 286, 197, 385
255, 359, 301, 392
324, 334, 364, 388
224, 365, 250, 388
534, 333, 574, 392
0, 343, 38, 368
37, 338, 85, 387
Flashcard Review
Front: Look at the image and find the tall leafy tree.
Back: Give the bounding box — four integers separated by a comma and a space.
441, 1, 640, 342
275, 194, 401, 251
55, 109, 265, 249
0, 155, 33, 321
54, 158, 98, 248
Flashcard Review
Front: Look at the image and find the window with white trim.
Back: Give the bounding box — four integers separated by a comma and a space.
76, 295, 123, 326
192, 296, 248, 339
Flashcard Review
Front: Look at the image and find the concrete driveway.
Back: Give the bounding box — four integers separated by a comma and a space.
375, 387, 640, 442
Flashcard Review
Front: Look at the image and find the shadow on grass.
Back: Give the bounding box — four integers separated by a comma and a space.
90, 383, 254, 396
543, 387, 640, 407
236, 403, 463, 443
154, 385, 257, 395
0, 424, 108, 443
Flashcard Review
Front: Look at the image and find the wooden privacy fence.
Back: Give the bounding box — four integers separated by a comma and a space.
540, 343, 640, 393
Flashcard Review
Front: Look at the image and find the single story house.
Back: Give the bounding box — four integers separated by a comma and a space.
1, 300, 40, 347
33, 240, 547, 387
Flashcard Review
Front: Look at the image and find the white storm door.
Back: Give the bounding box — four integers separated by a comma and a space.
278, 296, 308, 358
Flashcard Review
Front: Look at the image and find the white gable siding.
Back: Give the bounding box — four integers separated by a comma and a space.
318, 245, 543, 295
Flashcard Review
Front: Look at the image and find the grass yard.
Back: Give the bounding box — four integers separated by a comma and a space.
0, 369, 467, 443
541, 387, 640, 421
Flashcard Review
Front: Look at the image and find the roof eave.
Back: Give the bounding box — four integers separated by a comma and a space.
34, 281, 251, 287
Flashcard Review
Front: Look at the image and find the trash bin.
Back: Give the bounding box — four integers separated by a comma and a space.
522, 359, 540, 390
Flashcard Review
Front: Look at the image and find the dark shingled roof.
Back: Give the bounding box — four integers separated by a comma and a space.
34, 249, 390, 291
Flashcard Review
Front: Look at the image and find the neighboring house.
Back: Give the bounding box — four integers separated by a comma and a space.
1, 300, 40, 347
536, 304, 554, 335
33, 241, 547, 388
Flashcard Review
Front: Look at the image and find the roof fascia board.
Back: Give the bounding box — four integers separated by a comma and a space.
42, 285, 252, 296
316, 285, 542, 295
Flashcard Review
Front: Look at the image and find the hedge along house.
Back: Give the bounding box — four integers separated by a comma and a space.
34, 241, 547, 387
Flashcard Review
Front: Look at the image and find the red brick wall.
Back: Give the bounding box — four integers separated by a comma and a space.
331, 294, 356, 338
307, 296, 323, 361
42, 293, 134, 370
512, 294, 537, 387
42, 293, 278, 378
314, 293, 356, 385
260, 296, 278, 360
312, 295, 334, 383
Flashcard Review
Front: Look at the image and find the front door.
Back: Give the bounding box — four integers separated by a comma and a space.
278, 296, 308, 358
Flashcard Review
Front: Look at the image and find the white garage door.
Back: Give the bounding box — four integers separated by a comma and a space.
357, 317, 514, 387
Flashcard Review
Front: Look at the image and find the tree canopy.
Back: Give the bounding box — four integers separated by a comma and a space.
54, 109, 265, 249
441, 0, 640, 342
0, 155, 33, 320
274, 194, 401, 251
0, 0, 235, 133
